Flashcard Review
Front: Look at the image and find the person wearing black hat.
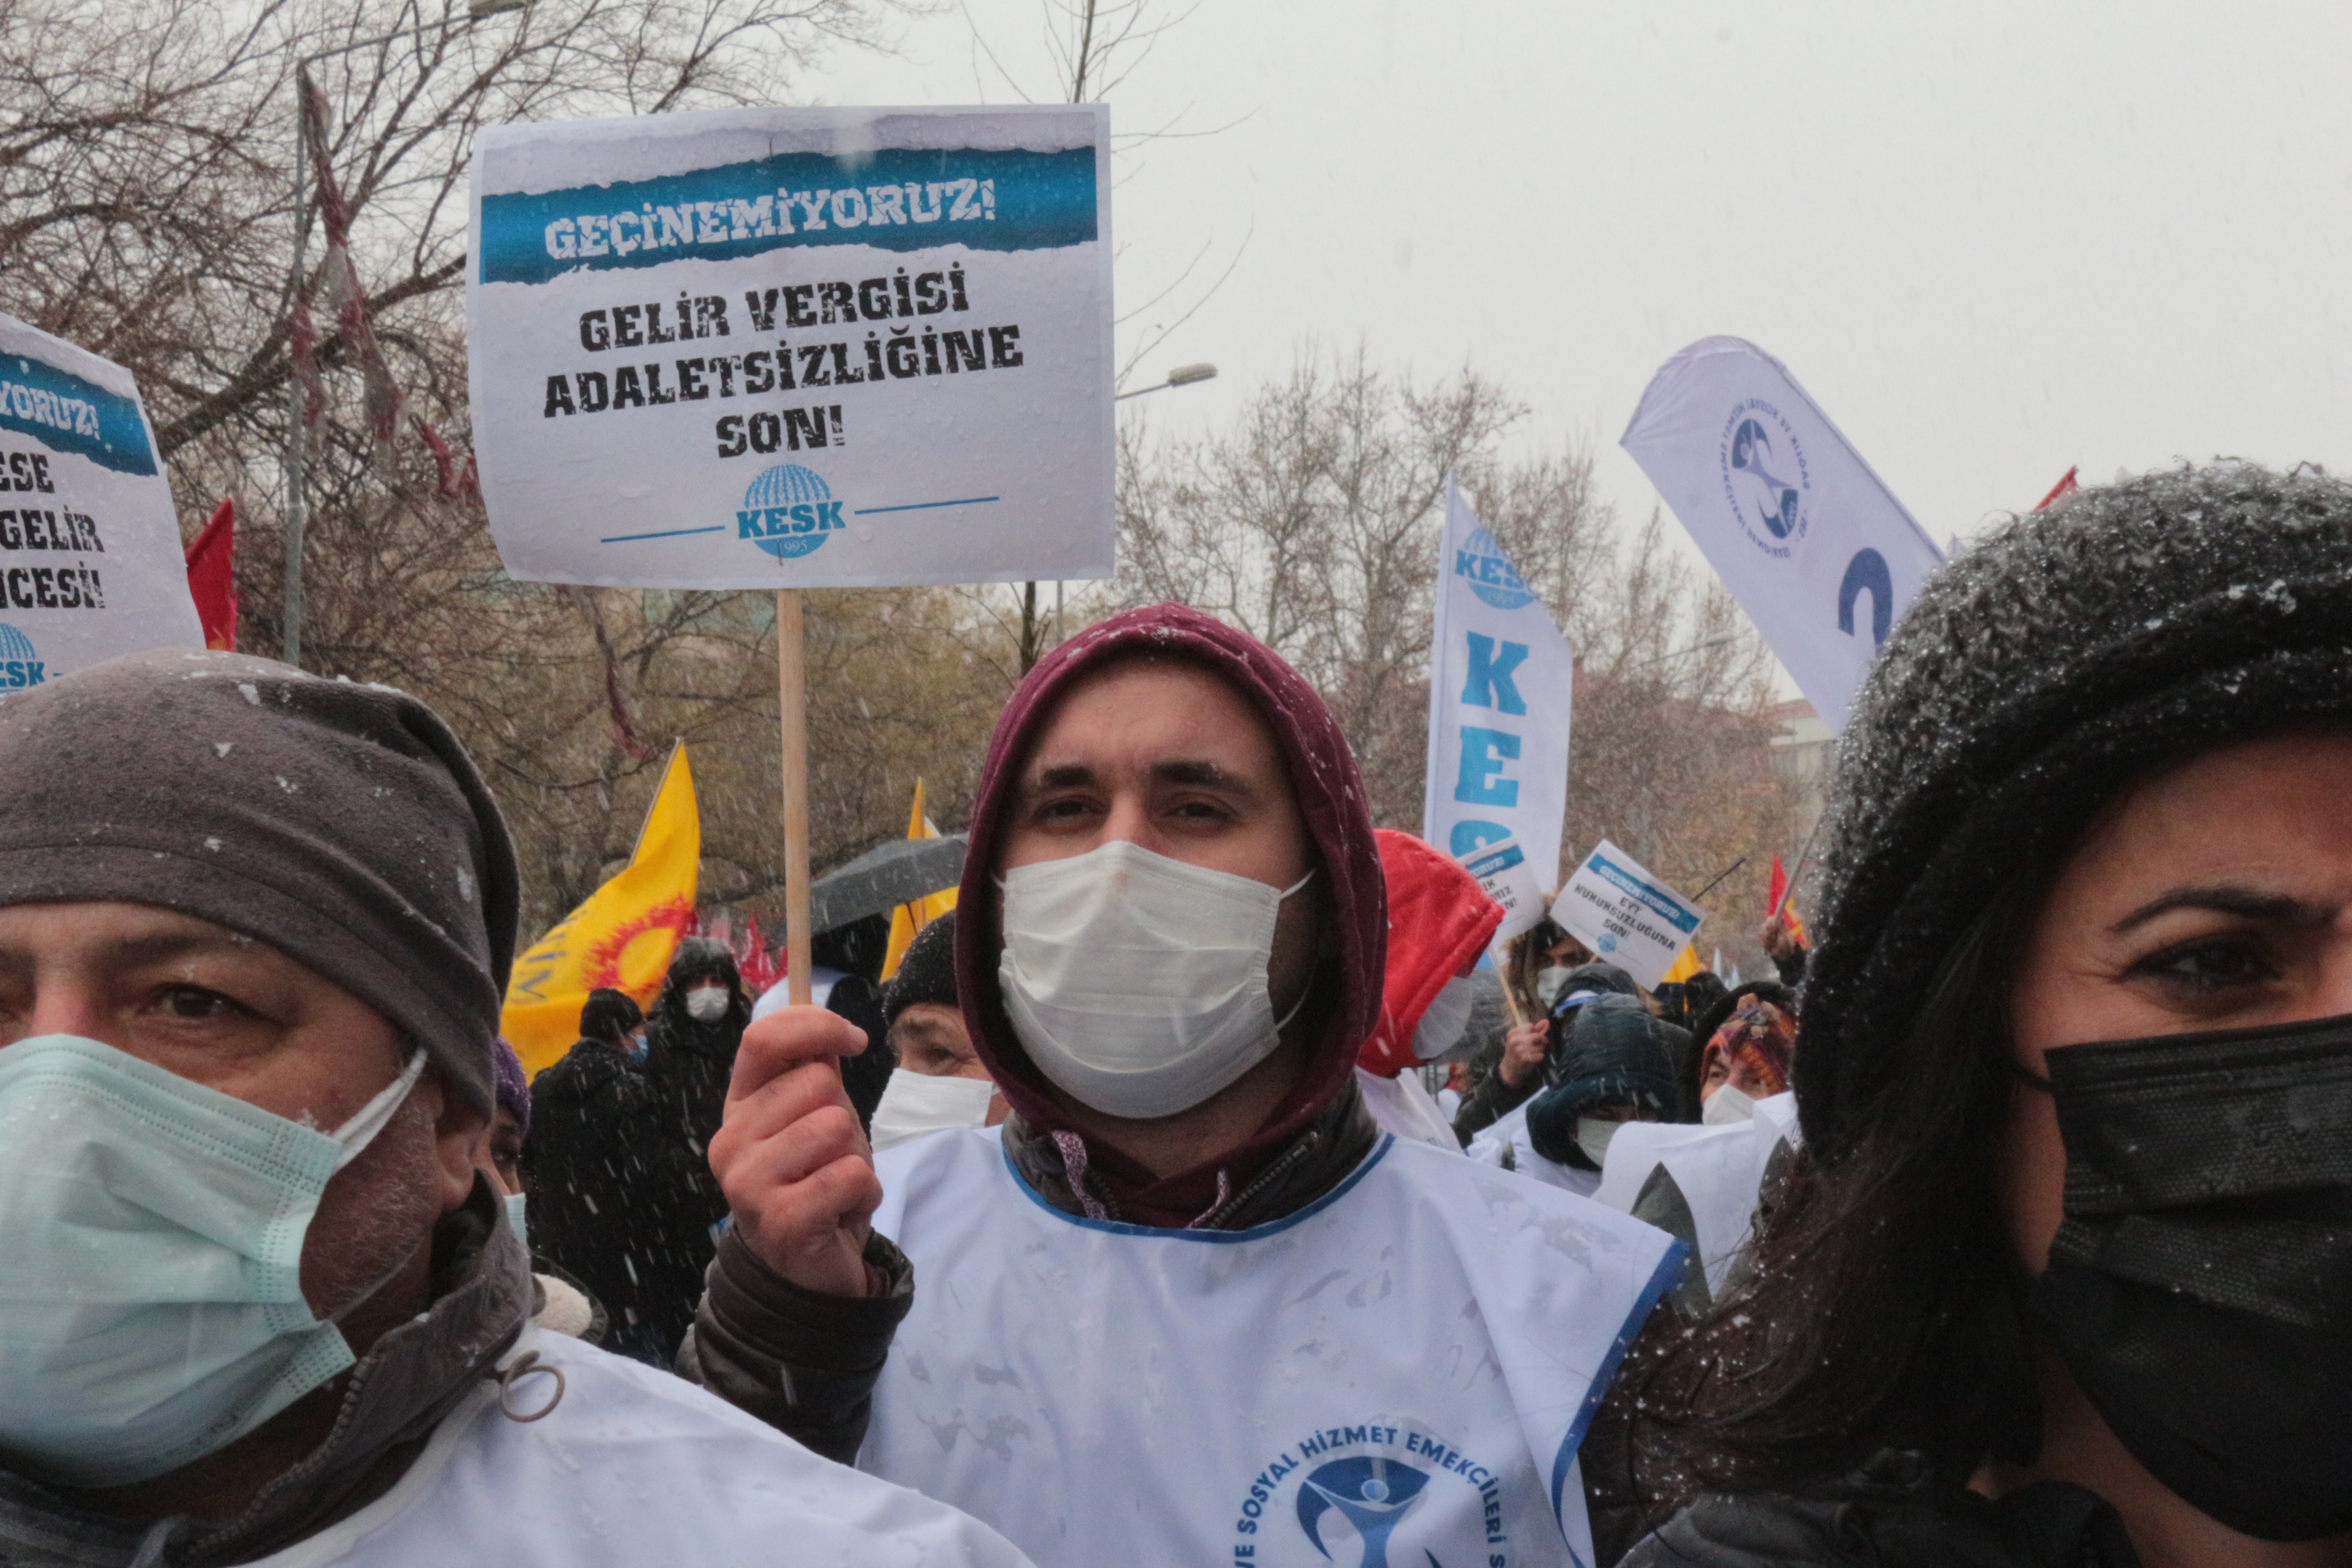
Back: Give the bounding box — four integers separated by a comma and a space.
866, 913, 1006, 1150
1523, 994, 1690, 1179
1616, 464, 2352, 1566
0, 652, 1033, 1568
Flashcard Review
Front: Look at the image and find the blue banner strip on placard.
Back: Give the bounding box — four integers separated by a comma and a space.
1591, 854, 1702, 933
479, 145, 1097, 285
0, 353, 155, 476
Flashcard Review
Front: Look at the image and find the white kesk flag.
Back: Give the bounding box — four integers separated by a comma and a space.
1422, 478, 1574, 903
1621, 336, 1943, 730
468, 105, 1113, 589
1550, 839, 1705, 990
0, 314, 202, 685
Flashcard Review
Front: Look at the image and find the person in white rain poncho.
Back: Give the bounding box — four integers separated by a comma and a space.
689, 604, 1682, 1568
0, 651, 1031, 1568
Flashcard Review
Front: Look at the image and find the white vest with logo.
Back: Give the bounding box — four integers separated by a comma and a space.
863, 1128, 1680, 1568
247, 1330, 1033, 1568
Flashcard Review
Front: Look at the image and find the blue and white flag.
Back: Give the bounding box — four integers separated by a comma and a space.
1621, 337, 1943, 730
467, 106, 1113, 589
1422, 479, 1574, 936
0, 314, 201, 685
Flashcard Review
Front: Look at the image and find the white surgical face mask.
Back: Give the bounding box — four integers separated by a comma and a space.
998, 839, 1315, 1120
0, 1036, 426, 1487
869, 1068, 998, 1152
1412, 974, 1475, 1061
1702, 1083, 1757, 1126
684, 984, 730, 1022
503, 1189, 530, 1245
1575, 1114, 1624, 1169
1533, 966, 1575, 1009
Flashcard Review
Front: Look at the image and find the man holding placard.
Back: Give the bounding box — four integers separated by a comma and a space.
694, 606, 1681, 1568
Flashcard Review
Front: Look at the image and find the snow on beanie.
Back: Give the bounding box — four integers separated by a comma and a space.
883, 910, 958, 1030
0, 650, 520, 1117
1798, 463, 2352, 1157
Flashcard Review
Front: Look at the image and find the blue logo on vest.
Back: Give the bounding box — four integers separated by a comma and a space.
0, 623, 44, 688
1454, 527, 1534, 611
738, 463, 846, 561
1298, 1456, 1431, 1568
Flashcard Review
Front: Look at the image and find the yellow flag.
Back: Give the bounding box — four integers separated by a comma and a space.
1659, 943, 1703, 985
880, 778, 959, 981
502, 744, 701, 1078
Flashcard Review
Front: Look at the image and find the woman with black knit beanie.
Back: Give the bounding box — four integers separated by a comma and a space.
1616, 464, 2352, 1568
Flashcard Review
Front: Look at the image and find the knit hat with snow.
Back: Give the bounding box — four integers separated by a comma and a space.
0, 649, 519, 1116
1797, 463, 2352, 1157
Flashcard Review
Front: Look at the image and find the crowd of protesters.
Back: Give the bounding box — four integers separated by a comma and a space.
0, 463, 2345, 1567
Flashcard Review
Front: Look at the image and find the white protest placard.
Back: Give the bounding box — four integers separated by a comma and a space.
1456, 833, 1547, 945
1422, 478, 1575, 887
0, 314, 202, 685
1620, 337, 1944, 730
1549, 839, 1705, 990
467, 105, 1113, 588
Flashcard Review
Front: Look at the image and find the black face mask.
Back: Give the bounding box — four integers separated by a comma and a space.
2026, 1011, 2352, 1541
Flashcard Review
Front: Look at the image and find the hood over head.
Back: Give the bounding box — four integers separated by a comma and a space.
1358, 829, 1501, 1077
956, 604, 1386, 1202
655, 935, 749, 1030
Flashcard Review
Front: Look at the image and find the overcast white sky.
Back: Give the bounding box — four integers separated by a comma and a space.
819, 0, 2352, 551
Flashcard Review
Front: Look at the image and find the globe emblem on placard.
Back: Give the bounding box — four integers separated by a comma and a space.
737, 463, 845, 562
0, 622, 43, 688
1455, 527, 1535, 610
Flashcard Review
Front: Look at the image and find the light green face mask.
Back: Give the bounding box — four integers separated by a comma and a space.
0, 1035, 425, 1488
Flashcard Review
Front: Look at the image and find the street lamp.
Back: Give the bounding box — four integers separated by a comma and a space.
282, 0, 527, 669
1114, 361, 1217, 401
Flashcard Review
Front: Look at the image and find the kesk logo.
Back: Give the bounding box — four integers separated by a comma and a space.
0, 623, 43, 688
1718, 398, 1809, 558
1454, 527, 1535, 610
737, 463, 847, 562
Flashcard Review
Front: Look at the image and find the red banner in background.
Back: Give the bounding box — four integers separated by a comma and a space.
184, 498, 238, 652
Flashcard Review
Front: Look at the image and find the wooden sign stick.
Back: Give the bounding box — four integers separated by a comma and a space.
776, 589, 814, 1007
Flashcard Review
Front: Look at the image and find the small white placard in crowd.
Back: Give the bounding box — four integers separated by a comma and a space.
1457, 833, 1547, 944
1549, 838, 1705, 990
0, 314, 202, 684
467, 104, 1113, 588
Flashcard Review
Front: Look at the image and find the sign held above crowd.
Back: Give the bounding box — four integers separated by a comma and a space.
0, 314, 202, 685
467, 105, 1114, 590
1621, 336, 1944, 730
1550, 839, 1705, 990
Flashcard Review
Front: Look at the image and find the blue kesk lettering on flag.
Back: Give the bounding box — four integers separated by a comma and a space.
1551, 839, 1705, 990
1424, 478, 1574, 941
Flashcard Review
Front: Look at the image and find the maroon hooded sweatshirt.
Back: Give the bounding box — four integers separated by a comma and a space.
953, 602, 1389, 1228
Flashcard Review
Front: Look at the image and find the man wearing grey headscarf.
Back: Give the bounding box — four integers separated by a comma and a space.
0, 650, 1031, 1568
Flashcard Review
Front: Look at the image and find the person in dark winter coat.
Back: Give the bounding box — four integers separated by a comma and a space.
636, 937, 753, 1358
521, 988, 671, 1362
1452, 958, 1641, 1142
1523, 993, 1690, 1170
1610, 464, 2352, 1567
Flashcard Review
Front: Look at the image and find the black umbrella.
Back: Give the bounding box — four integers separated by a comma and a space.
807, 834, 968, 932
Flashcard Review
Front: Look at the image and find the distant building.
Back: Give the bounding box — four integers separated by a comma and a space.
1766, 698, 1833, 839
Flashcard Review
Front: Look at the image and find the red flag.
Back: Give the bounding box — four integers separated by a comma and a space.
1766, 854, 1789, 917
2033, 467, 2080, 511
185, 499, 238, 652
